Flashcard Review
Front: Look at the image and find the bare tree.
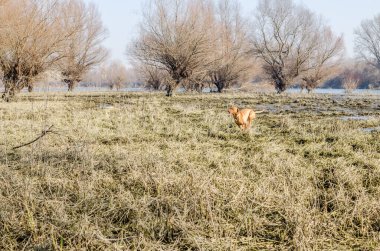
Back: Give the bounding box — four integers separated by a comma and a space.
136, 64, 167, 91
130, 0, 213, 96
182, 78, 209, 93
58, 0, 108, 91
249, 0, 343, 93
105, 60, 128, 90
354, 14, 380, 71
0, 0, 70, 100
82, 66, 102, 87
301, 28, 344, 93
84, 61, 128, 90
208, 0, 252, 93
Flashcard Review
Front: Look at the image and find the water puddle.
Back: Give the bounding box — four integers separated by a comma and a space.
361, 127, 380, 133
340, 116, 371, 121
98, 103, 114, 109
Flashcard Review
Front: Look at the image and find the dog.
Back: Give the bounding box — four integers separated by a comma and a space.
228, 106, 264, 130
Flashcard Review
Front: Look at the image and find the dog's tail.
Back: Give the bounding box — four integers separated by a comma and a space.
255, 110, 265, 114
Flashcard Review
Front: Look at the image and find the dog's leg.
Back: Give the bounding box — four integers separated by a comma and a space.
246, 111, 256, 129
247, 118, 254, 129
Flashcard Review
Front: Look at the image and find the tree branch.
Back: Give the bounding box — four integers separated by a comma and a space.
12, 125, 55, 150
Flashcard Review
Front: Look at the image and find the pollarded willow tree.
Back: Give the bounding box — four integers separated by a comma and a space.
300, 28, 344, 92
355, 14, 380, 71
130, 0, 214, 96
250, 0, 344, 93
0, 0, 69, 100
58, 0, 108, 91
0, 0, 108, 100
208, 0, 252, 93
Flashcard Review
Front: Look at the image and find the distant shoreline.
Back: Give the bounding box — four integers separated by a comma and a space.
1, 86, 380, 95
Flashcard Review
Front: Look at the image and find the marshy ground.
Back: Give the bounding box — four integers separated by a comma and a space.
0, 92, 379, 250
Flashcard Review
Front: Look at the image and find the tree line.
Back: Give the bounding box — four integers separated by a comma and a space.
0, 0, 108, 101
130, 0, 380, 96
85, 60, 129, 91
1, 0, 380, 100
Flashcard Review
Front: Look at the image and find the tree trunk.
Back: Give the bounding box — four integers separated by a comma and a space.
217, 85, 223, 93
271, 69, 288, 93
1, 75, 28, 101
28, 84, 34, 93
166, 79, 180, 97
2, 82, 16, 102
67, 80, 77, 92
274, 78, 287, 93
215, 81, 224, 93
302, 77, 320, 94
116, 82, 122, 91
153, 80, 161, 90
166, 85, 174, 97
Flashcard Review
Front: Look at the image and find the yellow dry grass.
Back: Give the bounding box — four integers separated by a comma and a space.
0, 92, 379, 250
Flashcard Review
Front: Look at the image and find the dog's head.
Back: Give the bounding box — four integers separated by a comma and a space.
228, 106, 238, 115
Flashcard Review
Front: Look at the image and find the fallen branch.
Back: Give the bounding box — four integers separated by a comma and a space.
12, 125, 55, 150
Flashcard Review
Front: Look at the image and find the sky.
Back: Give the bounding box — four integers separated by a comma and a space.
83, 0, 380, 66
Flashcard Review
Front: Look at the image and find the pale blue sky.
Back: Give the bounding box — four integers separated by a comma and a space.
83, 0, 380, 65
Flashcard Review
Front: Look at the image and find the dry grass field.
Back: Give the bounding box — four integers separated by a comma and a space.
0, 92, 380, 250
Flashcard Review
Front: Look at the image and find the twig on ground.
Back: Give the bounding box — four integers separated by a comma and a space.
12, 125, 55, 150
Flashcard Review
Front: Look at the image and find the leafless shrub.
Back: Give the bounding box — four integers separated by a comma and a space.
180, 77, 211, 93
343, 72, 361, 93
136, 64, 168, 91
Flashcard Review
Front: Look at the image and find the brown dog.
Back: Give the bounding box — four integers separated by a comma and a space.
228, 106, 264, 130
